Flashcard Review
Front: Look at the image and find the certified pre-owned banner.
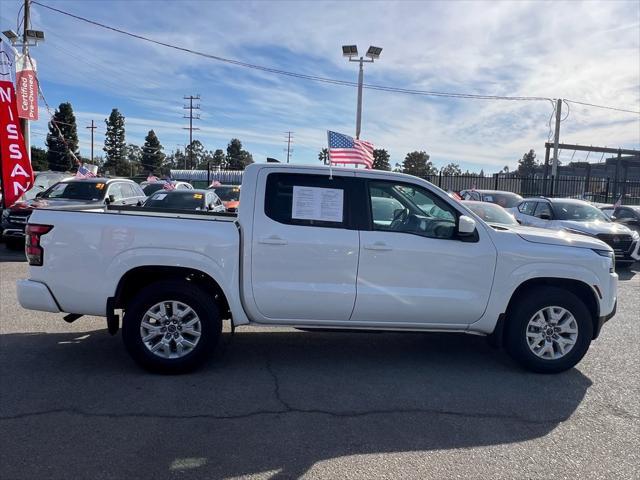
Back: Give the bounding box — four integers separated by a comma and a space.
0, 40, 33, 207
15, 54, 38, 120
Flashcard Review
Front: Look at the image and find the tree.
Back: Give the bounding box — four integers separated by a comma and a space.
30, 147, 48, 171
517, 149, 538, 176
45, 102, 79, 171
165, 148, 186, 170
318, 148, 329, 165
440, 162, 462, 176
479, 169, 485, 177
372, 149, 391, 171
103, 109, 127, 176
212, 149, 226, 169
126, 144, 142, 176
402, 151, 437, 177
226, 138, 253, 170
185, 140, 206, 170
141, 130, 165, 174
502, 165, 509, 173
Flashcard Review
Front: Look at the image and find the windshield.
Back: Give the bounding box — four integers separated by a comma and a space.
465, 202, 518, 225
553, 201, 610, 222
143, 191, 205, 210
212, 186, 240, 202
481, 192, 523, 208
142, 183, 167, 195
42, 181, 106, 201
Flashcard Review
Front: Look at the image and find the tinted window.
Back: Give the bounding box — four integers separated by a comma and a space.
142, 183, 165, 195
43, 181, 106, 201
553, 201, 609, 221
213, 186, 241, 202
265, 173, 358, 229
616, 208, 633, 219
368, 181, 457, 239
518, 201, 536, 215
462, 191, 480, 201
465, 202, 518, 225
482, 192, 523, 208
143, 191, 206, 210
533, 202, 552, 219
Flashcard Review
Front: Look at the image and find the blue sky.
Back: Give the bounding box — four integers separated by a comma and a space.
1, 0, 639, 172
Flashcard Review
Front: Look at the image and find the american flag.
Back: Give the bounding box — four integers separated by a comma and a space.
328, 131, 374, 168
76, 165, 95, 178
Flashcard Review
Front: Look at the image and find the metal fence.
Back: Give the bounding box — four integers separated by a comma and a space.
424, 173, 640, 205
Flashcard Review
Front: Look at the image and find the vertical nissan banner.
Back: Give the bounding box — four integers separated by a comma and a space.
0, 40, 33, 207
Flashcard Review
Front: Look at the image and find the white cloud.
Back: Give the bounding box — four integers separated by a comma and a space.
11, 0, 640, 171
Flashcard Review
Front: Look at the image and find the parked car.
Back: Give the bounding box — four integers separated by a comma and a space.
2, 177, 145, 250
463, 200, 519, 227
140, 180, 193, 196
458, 189, 523, 211
1, 171, 70, 237
208, 184, 241, 212
19, 164, 617, 374
141, 189, 226, 212
514, 197, 639, 266
600, 205, 640, 233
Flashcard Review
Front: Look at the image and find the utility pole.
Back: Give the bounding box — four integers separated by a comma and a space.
343, 45, 382, 140
86, 120, 97, 162
284, 131, 293, 163
551, 98, 562, 179
183, 95, 200, 169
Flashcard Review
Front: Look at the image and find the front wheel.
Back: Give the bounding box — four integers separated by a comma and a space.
122, 280, 221, 373
505, 287, 593, 373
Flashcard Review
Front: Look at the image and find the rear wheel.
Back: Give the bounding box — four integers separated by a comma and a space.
505, 287, 593, 373
122, 280, 221, 373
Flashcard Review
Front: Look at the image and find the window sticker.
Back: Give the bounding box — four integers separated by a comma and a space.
154, 193, 167, 200
95, 183, 105, 190
292, 186, 344, 223
193, 193, 203, 199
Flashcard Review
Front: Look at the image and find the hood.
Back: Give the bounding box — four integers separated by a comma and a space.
223, 200, 240, 209
555, 220, 632, 236
9, 198, 103, 212
506, 225, 611, 250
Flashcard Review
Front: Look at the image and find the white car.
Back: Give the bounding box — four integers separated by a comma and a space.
18, 164, 618, 374
514, 197, 639, 266
140, 180, 193, 196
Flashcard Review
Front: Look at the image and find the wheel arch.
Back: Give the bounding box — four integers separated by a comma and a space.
501, 277, 600, 344
113, 266, 231, 320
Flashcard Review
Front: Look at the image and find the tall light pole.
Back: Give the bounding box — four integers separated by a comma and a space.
342, 45, 382, 139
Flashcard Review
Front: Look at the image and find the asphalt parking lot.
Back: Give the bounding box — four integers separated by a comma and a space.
0, 248, 638, 480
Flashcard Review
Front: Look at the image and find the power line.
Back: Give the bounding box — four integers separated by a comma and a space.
183, 95, 200, 169
284, 131, 294, 163
564, 99, 640, 115
32, 1, 553, 103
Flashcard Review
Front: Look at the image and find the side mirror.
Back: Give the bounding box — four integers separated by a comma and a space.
35, 191, 44, 198
539, 213, 551, 220
105, 195, 116, 205
458, 215, 476, 236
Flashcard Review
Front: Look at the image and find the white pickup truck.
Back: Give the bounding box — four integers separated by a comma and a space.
18, 164, 618, 374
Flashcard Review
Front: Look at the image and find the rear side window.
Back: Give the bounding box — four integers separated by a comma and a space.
265, 173, 361, 229
518, 201, 536, 215
533, 202, 552, 219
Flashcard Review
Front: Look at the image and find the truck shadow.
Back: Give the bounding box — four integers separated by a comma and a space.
0, 329, 592, 479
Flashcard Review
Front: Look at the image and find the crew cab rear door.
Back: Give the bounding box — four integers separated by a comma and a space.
248, 170, 362, 322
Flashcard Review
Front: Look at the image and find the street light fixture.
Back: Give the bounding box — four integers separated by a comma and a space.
2, 30, 19, 42
342, 44, 382, 139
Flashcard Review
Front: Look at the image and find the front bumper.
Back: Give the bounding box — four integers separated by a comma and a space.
17, 280, 61, 313
594, 300, 616, 339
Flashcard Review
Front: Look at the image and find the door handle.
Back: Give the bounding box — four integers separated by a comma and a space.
258, 235, 288, 245
364, 242, 392, 251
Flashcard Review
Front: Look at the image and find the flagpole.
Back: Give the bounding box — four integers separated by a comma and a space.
326, 130, 333, 180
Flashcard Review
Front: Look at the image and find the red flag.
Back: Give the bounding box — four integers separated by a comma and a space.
15, 55, 38, 120
0, 79, 34, 207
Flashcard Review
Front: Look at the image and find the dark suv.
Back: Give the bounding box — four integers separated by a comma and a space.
2, 177, 145, 250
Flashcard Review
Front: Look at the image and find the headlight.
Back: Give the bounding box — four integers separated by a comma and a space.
631, 230, 639, 241
1, 209, 9, 219
593, 249, 615, 272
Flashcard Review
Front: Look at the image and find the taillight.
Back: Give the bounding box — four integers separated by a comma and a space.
25, 224, 53, 266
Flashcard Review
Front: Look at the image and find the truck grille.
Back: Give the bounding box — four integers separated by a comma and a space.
597, 234, 633, 255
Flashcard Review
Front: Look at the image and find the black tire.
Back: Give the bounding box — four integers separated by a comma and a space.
5, 239, 23, 251
505, 286, 593, 374
122, 280, 221, 374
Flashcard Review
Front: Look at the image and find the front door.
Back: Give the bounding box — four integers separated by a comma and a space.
351, 179, 497, 326
250, 171, 360, 322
